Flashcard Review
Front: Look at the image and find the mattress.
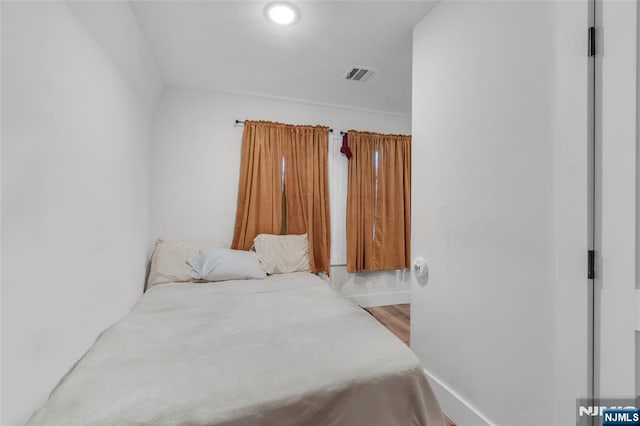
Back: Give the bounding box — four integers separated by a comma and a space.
28, 272, 445, 426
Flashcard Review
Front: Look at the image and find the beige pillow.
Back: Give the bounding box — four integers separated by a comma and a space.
253, 234, 311, 275
147, 240, 227, 289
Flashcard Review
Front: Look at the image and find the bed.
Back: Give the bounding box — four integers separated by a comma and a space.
28, 271, 445, 426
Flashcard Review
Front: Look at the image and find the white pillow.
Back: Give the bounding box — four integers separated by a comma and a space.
187, 248, 267, 282
252, 234, 311, 275
147, 240, 227, 289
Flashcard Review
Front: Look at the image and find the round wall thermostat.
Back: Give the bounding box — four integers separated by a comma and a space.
412, 257, 428, 279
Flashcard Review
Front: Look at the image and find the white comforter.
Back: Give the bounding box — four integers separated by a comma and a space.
28, 272, 445, 426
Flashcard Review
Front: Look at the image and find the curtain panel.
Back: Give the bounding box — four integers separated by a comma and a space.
231, 120, 331, 274
346, 131, 411, 272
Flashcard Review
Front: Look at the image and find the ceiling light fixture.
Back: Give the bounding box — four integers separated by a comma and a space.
264, 2, 299, 25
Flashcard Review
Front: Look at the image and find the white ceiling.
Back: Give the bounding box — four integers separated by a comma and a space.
131, 1, 436, 115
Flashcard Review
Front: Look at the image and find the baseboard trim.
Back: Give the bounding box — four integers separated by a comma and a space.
346, 290, 410, 308
423, 368, 495, 426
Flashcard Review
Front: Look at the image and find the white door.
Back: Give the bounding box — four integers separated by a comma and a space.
594, 0, 638, 401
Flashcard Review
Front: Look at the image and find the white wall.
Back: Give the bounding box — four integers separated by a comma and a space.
151, 88, 411, 301
0, 3, 3, 422
412, 2, 568, 424
1, 2, 161, 425
65, 1, 163, 110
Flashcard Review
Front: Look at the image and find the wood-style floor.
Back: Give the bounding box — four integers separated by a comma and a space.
364, 304, 456, 426
364, 304, 410, 345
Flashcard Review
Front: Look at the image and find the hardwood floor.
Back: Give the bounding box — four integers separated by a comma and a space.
364, 304, 456, 426
364, 304, 410, 345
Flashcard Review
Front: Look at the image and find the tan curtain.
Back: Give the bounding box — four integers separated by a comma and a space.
284, 126, 331, 274
231, 120, 331, 274
346, 131, 411, 272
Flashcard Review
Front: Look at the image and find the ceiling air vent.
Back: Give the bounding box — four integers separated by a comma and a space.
344, 67, 375, 82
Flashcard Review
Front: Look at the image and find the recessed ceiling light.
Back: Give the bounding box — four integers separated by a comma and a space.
264, 2, 299, 25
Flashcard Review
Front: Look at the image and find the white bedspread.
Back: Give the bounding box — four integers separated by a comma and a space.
28, 272, 445, 426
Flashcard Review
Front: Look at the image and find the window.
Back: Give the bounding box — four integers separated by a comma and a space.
344, 131, 411, 273
231, 120, 331, 273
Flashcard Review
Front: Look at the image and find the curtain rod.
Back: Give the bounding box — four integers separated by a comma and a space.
234, 119, 341, 134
